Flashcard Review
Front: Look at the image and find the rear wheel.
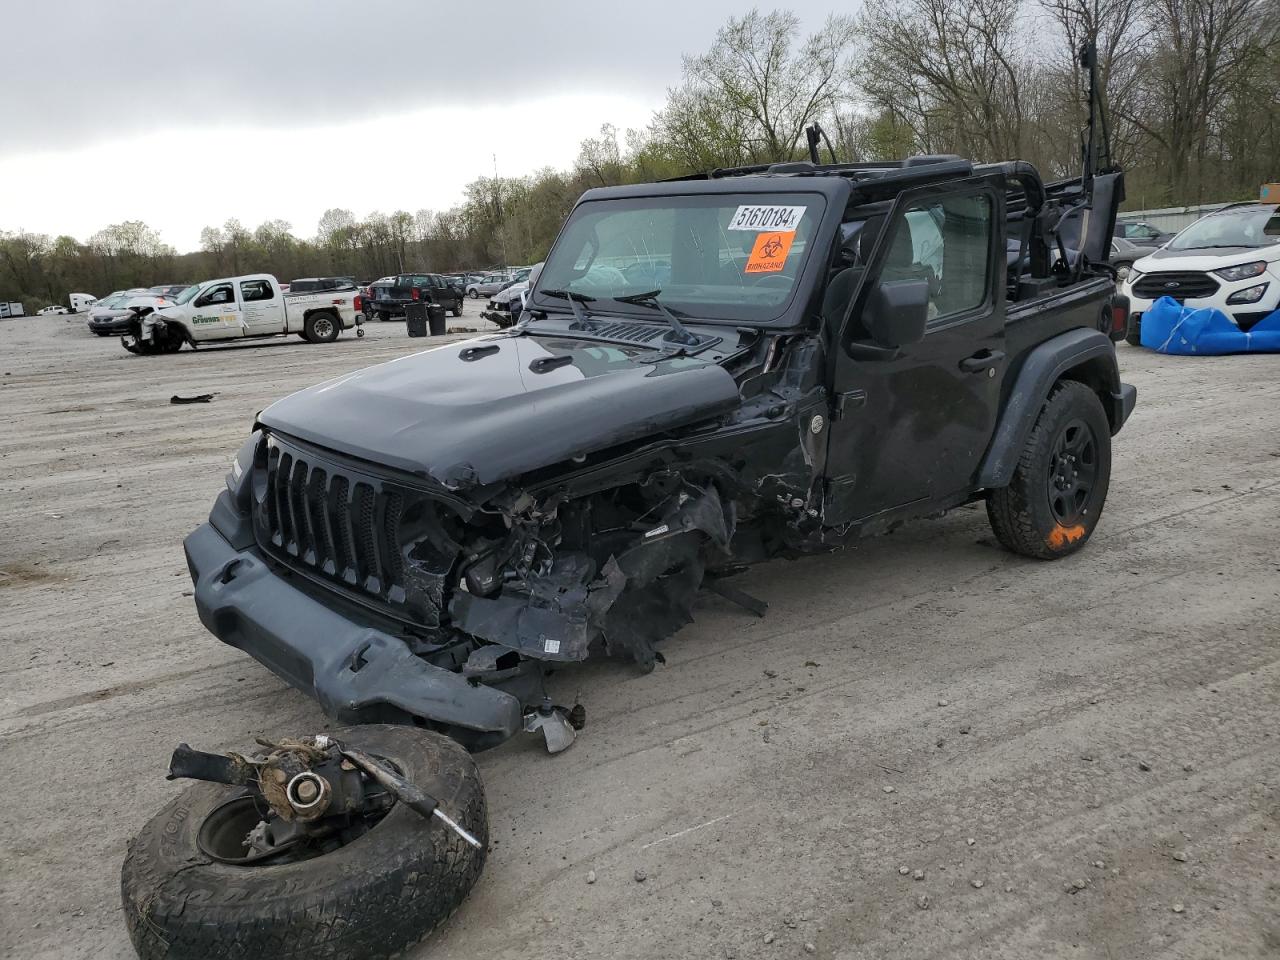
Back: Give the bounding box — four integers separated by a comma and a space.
468, 289, 479, 299
121, 725, 487, 960
304, 311, 339, 343
986, 380, 1112, 560
452, 299, 463, 317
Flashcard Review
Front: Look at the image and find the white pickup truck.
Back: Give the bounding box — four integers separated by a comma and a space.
122, 273, 364, 354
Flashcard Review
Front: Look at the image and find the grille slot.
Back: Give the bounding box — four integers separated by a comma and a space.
590, 321, 667, 343
255, 436, 433, 610
1133, 270, 1219, 301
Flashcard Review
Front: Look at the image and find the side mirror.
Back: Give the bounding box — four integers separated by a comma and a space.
864, 278, 929, 349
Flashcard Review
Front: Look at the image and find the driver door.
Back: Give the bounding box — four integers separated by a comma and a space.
823, 182, 1006, 527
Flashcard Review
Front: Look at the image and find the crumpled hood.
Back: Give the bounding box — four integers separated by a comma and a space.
258, 334, 741, 489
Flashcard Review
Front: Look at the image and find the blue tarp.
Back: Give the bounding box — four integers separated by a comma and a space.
1141, 296, 1280, 355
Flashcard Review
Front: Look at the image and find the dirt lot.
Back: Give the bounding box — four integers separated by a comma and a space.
1, 309, 1277, 960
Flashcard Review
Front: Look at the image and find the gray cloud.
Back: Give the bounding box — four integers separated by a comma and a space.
6, 0, 840, 156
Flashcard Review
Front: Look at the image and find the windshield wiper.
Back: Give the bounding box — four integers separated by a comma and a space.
612, 290, 699, 346
538, 289, 598, 328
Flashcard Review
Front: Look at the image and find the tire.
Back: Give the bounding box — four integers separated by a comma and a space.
1125, 312, 1142, 347
985, 380, 1112, 560
376, 310, 390, 322
121, 725, 488, 960
304, 310, 340, 343
468, 289, 479, 299
452, 299, 463, 318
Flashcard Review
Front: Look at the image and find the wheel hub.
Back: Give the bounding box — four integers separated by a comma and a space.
1046, 418, 1098, 525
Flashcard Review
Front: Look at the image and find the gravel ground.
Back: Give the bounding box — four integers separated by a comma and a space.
1, 308, 1277, 960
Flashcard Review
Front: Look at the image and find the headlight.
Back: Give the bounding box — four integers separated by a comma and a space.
1213, 260, 1267, 282
1226, 282, 1269, 305
1127, 270, 1143, 286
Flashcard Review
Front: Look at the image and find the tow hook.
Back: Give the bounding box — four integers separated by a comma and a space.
167, 733, 482, 850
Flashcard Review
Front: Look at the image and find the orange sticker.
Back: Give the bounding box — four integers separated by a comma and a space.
745, 231, 795, 273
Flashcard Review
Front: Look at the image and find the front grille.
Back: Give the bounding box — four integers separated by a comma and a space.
1133, 271, 1219, 301
253, 433, 461, 623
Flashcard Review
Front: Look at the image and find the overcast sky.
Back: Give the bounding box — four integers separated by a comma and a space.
2, 0, 841, 252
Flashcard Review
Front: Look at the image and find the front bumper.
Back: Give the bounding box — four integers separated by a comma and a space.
184, 518, 523, 739
88, 316, 131, 333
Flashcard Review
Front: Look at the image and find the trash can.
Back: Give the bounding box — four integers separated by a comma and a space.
405, 301, 427, 337
427, 302, 447, 336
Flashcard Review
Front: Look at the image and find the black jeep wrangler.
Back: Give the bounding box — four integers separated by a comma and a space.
184, 72, 1133, 759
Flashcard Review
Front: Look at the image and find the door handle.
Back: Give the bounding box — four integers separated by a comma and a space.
959, 349, 1005, 373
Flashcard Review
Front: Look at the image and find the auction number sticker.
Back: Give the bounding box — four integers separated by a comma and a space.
728, 204, 805, 231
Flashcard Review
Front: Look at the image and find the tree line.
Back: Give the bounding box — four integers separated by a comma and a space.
4, 0, 1278, 306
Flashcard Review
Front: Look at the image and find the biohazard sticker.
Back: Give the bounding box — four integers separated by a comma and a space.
728, 204, 806, 231
745, 231, 796, 273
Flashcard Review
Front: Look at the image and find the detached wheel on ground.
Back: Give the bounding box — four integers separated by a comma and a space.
304, 311, 340, 343
986, 380, 1112, 560
121, 725, 488, 960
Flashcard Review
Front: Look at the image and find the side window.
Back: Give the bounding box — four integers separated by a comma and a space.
240, 279, 273, 302
889, 194, 992, 324
195, 283, 233, 307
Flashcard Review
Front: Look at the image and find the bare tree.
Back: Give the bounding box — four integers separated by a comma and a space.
655, 9, 858, 167
858, 0, 1031, 160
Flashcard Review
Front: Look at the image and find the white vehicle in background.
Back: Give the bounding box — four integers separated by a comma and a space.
70, 293, 97, 313
122, 273, 364, 354
38, 305, 71, 315
1120, 201, 1280, 345
479, 262, 545, 328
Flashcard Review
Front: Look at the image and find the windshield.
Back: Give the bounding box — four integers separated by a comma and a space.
533, 192, 825, 324
1168, 205, 1280, 251
174, 284, 201, 305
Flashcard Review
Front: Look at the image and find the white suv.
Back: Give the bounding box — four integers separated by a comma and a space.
1121, 202, 1280, 345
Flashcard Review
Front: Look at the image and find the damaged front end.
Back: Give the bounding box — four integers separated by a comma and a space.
187, 330, 830, 752
121, 306, 187, 354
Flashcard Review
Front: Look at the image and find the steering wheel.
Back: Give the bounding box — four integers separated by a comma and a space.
749, 274, 793, 288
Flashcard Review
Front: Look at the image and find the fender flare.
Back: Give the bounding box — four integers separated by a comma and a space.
978, 327, 1130, 488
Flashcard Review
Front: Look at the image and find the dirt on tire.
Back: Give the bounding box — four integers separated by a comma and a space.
120, 725, 487, 960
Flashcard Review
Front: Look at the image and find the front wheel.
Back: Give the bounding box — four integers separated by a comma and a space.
986, 380, 1112, 560
451, 300, 463, 317
121, 725, 487, 960
304, 311, 340, 343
